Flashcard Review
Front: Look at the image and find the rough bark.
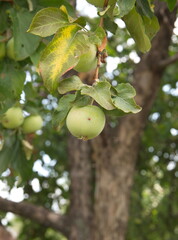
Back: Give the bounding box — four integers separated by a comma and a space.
68, 136, 93, 240
0, 197, 70, 237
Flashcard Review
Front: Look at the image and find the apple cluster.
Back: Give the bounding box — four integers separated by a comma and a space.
0, 107, 43, 134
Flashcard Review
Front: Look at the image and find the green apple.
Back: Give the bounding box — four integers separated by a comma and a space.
1, 107, 24, 129
6, 38, 15, 60
22, 115, 43, 134
74, 42, 97, 72
66, 105, 105, 140
0, 42, 6, 60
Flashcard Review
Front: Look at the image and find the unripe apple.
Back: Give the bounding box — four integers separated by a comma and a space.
66, 105, 105, 140
74, 43, 97, 72
1, 107, 24, 129
0, 42, 6, 60
22, 115, 43, 134
6, 38, 16, 60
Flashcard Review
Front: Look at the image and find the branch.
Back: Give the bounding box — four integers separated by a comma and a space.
0, 197, 70, 237
159, 53, 178, 68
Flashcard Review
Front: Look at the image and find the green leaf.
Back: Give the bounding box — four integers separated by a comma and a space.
53, 94, 76, 128
0, 62, 26, 101
73, 17, 86, 28
0, 135, 30, 177
164, 0, 177, 11
104, 17, 118, 34
98, 5, 111, 17
104, 108, 128, 117
112, 96, 142, 113
113, 83, 136, 98
27, 6, 70, 37
30, 42, 46, 67
81, 81, 115, 110
89, 27, 106, 46
142, 16, 159, 40
123, 7, 151, 53
117, 0, 136, 17
136, 0, 154, 18
8, 8, 40, 60
0, 3, 10, 34
0, 135, 15, 174
58, 76, 85, 94
38, 0, 75, 16
107, 0, 117, 18
11, 140, 33, 180
73, 94, 92, 107
111, 83, 142, 113
39, 25, 87, 92
24, 82, 38, 101
0, 97, 15, 115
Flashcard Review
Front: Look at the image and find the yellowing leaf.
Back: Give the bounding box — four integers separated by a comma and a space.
39, 24, 87, 92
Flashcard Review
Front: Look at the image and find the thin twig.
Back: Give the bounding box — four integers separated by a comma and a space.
93, 0, 109, 82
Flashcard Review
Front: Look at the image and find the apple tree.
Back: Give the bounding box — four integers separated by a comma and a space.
0, 0, 178, 240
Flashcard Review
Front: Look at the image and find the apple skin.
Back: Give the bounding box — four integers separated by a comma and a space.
1, 107, 24, 129
74, 43, 97, 72
66, 105, 105, 140
22, 115, 43, 134
6, 38, 16, 60
0, 42, 6, 60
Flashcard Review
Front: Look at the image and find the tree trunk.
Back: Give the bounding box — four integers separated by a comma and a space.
67, 2, 177, 240
68, 136, 93, 240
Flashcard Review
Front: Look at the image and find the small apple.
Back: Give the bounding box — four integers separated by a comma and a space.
0, 42, 6, 60
74, 42, 97, 72
6, 38, 16, 60
22, 115, 43, 134
1, 107, 24, 129
66, 105, 105, 140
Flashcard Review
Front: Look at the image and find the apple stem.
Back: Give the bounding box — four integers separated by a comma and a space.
93, 0, 109, 83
